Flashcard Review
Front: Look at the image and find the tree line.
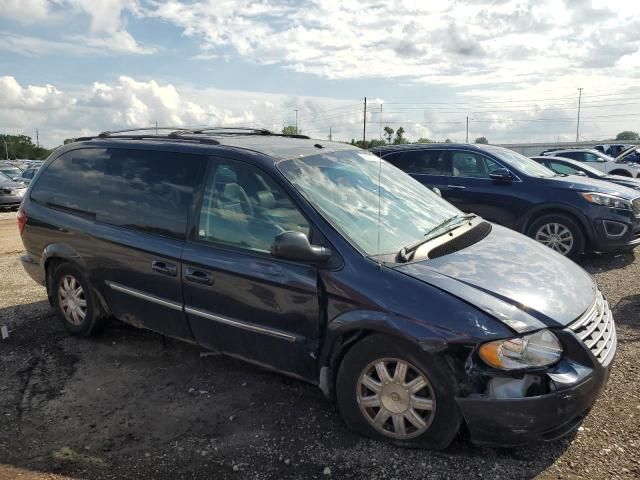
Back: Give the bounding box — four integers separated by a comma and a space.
0, 134, 53, 160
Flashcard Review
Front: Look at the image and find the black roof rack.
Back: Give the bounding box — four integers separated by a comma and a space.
73, 126, 311, 144
171, 127, 310, 139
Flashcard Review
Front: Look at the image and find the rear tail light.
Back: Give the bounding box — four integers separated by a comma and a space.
17, 206, 26, 235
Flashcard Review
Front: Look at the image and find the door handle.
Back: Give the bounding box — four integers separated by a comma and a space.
185, 268, 214, 286
447, 185, 466, 190
151, 260, 177, 277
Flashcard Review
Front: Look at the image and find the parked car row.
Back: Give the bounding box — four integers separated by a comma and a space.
0, 161, 43, 207
532, 156, 640, 191
540, 148, 640, 177
17, 129, 616, 450
0, 171, 27, 210
370, 143, 640, 258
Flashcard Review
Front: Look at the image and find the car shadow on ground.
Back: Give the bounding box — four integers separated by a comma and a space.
0, 301, 571, 479
578, 250, 636, 273
611, 293, 640, 334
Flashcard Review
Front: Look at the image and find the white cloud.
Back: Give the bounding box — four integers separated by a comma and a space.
0, 0, 51, 22
146, 0, 640, 87
1, 74, 637, 149
0, 76, 363, 146
0, 0, 153, 55
0, 76, 70, 110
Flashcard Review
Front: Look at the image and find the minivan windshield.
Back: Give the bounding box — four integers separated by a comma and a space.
482, 146, 556, 178
278, 150, 461, 256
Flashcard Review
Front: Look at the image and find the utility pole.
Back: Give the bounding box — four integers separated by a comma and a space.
576, 88, 583, 142
3, 139, 8, 160
379, 103, 383, 141
329, 127, 332, 141
466, 116, 469, 143
36, 129, 39, 148
155, 120, 158, 135
362, 97, 367, 146
294, 109, 298, 134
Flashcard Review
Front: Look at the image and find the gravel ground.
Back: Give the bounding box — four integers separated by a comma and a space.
0, 213, 638, 480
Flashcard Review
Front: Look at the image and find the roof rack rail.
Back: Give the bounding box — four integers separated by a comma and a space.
172, 127, 311, 139
98, 127, 191, 137
73, 126, 312, 143
74, 132, 220, 145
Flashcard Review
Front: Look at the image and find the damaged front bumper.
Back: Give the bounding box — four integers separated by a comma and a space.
456, 323, 616, 447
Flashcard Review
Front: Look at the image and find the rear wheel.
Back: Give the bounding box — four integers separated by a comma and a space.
51, 263, 104, 336
336, 334, 461, 449
527, 213, 585, 258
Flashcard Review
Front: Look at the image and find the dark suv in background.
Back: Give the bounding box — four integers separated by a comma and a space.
372, 143, 640, 257
18, 129, 615, 449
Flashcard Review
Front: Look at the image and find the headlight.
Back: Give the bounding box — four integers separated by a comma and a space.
478, 329, 562, 370
581, 192, 632, 210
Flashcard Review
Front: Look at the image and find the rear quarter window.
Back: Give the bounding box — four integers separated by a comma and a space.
30, 148, 108, 215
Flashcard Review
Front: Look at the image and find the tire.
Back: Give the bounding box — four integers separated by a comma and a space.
51, 263, 105, 336
527, 213, 585, 258
609, 170, 632, 177
336, 334, 462, 450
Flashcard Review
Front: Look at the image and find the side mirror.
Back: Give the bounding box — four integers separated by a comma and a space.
489, 168, 512, 182
575, 171, 587, 176
432, 187, 442, 197
270, 231, 332, 263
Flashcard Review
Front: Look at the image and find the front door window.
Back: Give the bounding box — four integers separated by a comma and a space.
198, 161, 310, 253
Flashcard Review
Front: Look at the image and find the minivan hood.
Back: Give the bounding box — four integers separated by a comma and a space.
545, 175, 640, 200
394, 224, 596, 332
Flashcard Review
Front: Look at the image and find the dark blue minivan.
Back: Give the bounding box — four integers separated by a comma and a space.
19, 129, 615, 449
372, 143, 640, 257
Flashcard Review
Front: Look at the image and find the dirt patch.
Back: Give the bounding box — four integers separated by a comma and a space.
0, 221, 639, 479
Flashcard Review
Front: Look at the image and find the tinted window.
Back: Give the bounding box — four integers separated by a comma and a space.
583, 152, 603, 162
22, 169, 36, 179
198, 160, 309, 253
451, 151, 501, 178
30, 148, 107, 215
548, 161, 580, 175
98, 149, 203, 239
384, 150, 450, 175
559, 152, 581, 161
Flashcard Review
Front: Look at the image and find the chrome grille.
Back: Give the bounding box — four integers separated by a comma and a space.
633, 198, 640, 217
569, 290, 616, 365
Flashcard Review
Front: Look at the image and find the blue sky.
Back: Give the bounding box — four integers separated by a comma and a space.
0, 0, 639, 147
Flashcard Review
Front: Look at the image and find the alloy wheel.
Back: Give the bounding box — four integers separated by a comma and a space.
534, 222, 574, 255
58, 275, 87, 326
356, 358, 436, 440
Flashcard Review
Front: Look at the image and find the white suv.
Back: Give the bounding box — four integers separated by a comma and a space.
542, 148, 640, 177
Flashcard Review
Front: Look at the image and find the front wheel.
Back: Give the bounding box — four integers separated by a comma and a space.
336, 334, 461, 449
527, 213, 585, 258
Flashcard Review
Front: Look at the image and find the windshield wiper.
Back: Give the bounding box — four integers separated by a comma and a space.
397, 213, 476, 262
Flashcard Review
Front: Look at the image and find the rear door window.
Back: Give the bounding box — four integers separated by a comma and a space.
559, 152, 582, 161
30, 148, 108, 216
384, 150, 451, 175
98, 149, 204, 239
